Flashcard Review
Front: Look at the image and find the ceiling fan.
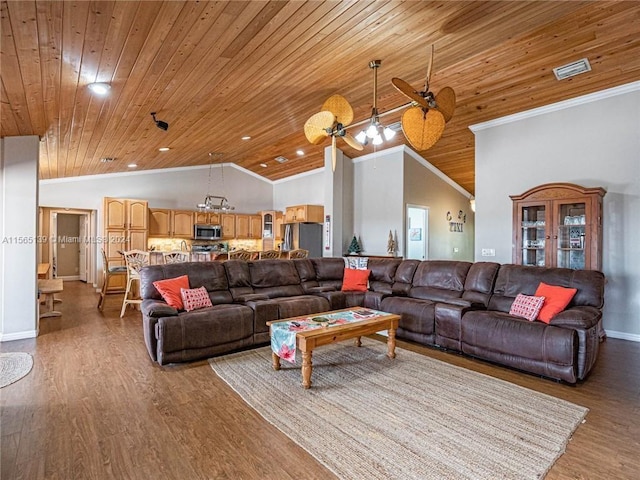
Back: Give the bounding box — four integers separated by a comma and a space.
392, 45, 456, 151
303, 94, 364, 171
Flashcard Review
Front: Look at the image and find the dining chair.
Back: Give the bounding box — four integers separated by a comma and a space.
120, 249, 150, 317
162, 251, 190, 264
98, 248, 127, 310
287, 249, 309, 259
258, 249, 281, 260
228, 249, 254, 261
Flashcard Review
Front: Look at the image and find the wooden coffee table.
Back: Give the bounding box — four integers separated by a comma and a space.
267, 308, 400, 389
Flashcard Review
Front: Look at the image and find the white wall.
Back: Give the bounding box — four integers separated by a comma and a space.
403, 149, 474, 261
272, 168, 324, 211
472, 82, 640, 340
353, 148, 405, 255
1, 136, 40, 341
40, 163, 273, 213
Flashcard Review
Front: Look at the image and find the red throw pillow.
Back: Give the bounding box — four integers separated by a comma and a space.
341, 268, 371, 292
534, 282, 577, 323
509, 293, 546, 321
181, 286, 213, 312
153, 275, 190, 309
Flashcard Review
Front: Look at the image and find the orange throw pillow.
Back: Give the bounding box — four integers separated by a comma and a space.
341, 268, 371, 292
534, 282, 577, 323
153, 275, 190, 310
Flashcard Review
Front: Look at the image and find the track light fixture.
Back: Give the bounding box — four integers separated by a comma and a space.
150, 112, 169, 131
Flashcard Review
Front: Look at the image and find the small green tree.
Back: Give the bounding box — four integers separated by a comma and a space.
347, 235, 362, 254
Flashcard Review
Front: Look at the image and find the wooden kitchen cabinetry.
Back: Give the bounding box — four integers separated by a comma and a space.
149, 209, 194, 238
284, 205, 324, 223
103, 197, 149, 288
261, 211, 284, 250
235, 214, 262, 239
194, 211, 220, 225
511, 183, 605, 270
221, 214, 236, 239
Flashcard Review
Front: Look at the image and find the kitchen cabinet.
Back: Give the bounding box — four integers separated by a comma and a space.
235, 214, 262, 239
221, 214, 236, 239
511, 183, 605, 270
195, 211, 220, 225
149, 209, 194, 238
284, 204, 324, 223
261, 210, 284, 250
103, 197, 149, 288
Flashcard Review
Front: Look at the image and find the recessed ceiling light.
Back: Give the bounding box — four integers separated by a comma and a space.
296, 150, 304, 156
260, 163, 268, 168
241, 135, 251, 140
88, 82, 111, 95
127, 163, 137, 168
158, 147, 170, 152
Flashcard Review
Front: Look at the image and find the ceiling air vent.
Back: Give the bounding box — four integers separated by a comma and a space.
275, 156, 288, 163
387, 121, 402, 132
553, 58, 591, 80
100, 157, 115, 163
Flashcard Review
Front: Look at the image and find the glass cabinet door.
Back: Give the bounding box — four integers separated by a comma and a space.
520, 204, 547, 267
556, 202, 587, 270
262, 213, 273, 238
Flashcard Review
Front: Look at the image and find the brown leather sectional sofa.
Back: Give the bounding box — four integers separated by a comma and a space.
139, 257, 605, 383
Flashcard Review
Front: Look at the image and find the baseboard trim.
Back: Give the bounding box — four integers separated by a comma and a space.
0, 330, 38, 342
605, 330, 640, 342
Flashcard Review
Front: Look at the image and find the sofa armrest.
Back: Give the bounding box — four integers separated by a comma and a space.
363, 291, 389, 310
435, 302, 474, 351
141, 299, 178, 318
549, 306, 601, 330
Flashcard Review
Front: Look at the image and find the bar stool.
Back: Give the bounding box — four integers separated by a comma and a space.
228, 249, 254, 261
120, 250, 150, 317
98, 248, 127, 310
259, 249, 281, 259
162, 251, 190, 263
287, 249, 309, 259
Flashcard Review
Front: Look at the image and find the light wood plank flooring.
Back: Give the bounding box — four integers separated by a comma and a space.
2, 281, 639, 479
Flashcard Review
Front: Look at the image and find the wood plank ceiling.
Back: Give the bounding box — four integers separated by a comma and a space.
2, 1, 639, 195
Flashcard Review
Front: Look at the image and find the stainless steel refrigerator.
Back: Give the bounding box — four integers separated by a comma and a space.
283, 222, 323, 258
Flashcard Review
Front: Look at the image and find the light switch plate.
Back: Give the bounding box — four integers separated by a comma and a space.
481, 248, 496, 257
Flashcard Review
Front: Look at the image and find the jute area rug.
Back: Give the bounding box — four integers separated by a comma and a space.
0, 352, 33, 388
210, 339, 587, 480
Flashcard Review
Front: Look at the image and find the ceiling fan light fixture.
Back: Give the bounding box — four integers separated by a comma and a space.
355, 130, 367, 144
383, 126, 396, 140
365, 122, 379, 138
372, 134, 383, 146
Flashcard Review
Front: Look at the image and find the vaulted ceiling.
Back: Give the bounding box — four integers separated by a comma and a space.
2, 1, 639, 194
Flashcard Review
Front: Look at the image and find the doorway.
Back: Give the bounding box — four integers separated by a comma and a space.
48, 211, 92, 282
406, 205, 429, 260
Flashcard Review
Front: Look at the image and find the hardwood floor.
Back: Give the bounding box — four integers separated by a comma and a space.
2, 281, 638, 479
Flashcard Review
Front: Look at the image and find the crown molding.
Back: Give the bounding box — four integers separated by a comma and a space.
469, 80, 640, 132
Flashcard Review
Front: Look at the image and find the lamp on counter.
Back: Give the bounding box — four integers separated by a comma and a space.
196, 153, 236, 212
355, 60, 396, 146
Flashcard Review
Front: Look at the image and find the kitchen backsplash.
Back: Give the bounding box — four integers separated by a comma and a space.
148, 237, 262, 252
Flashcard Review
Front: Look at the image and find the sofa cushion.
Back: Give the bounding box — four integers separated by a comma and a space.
181, 286, 213, 312
342, 268, 370, 292
153, 275, 189, 309
509, 293, 545, 321
409, 261, 471, 302
535, 282, 577, 323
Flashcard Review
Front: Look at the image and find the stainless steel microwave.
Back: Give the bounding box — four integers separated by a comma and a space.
194, 224, 222, 240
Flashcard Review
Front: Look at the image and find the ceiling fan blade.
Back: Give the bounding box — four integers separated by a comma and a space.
435, 87, 456, 123
425, 44, 434, 92
322, 94, 354, 126
304, 111, 334, 145
341, 132, 364, 151
331, 135, 337, 172
401, 106, 446, 151
391, 77, 428, 108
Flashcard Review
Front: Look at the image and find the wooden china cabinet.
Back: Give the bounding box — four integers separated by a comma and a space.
510, 183, 605, 271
